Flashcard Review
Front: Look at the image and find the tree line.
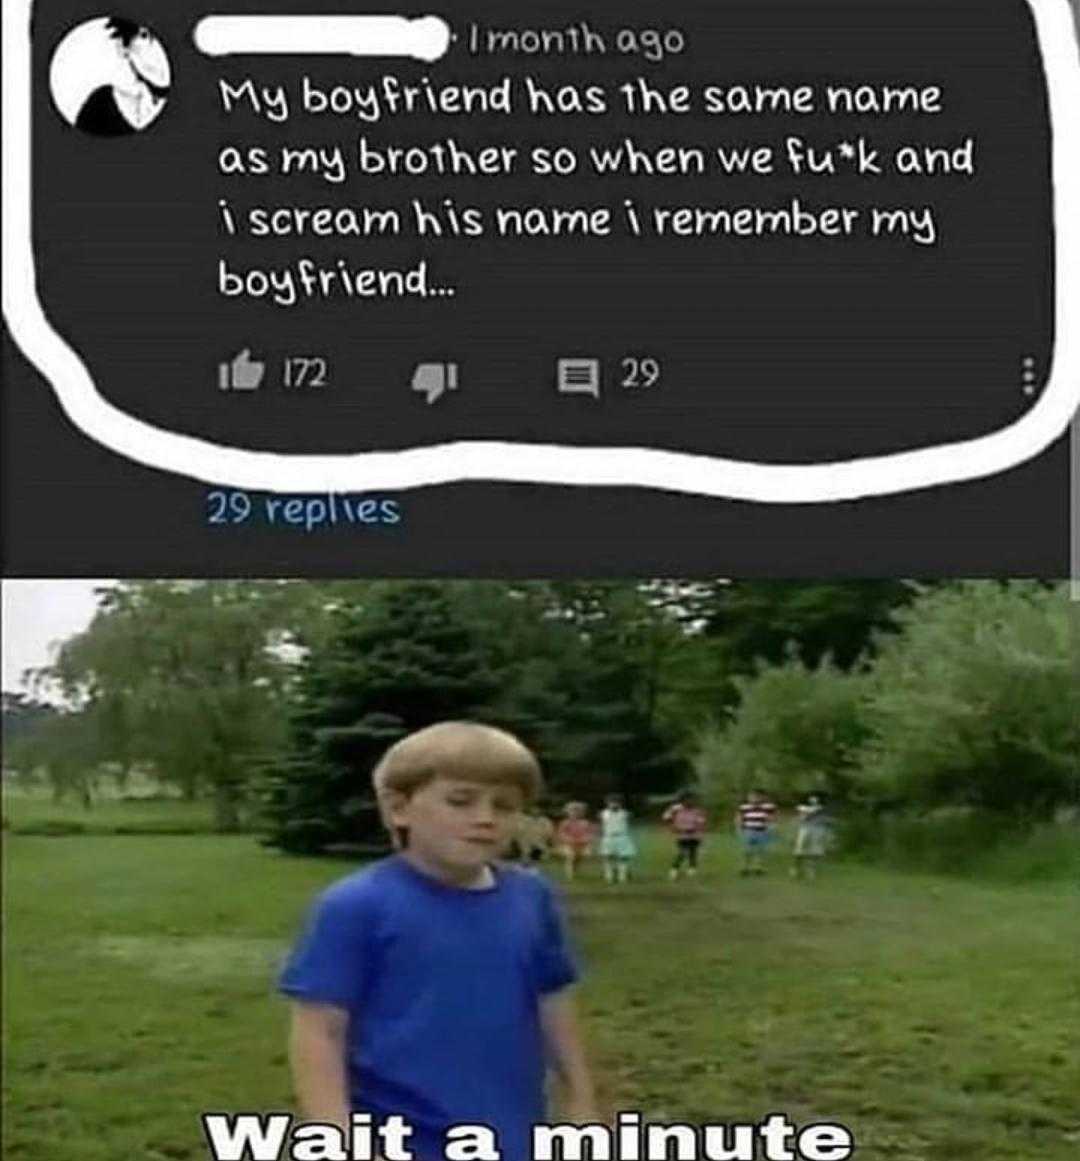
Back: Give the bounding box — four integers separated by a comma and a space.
3, 580, 1072, 853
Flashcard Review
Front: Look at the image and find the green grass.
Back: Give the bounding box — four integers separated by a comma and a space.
836, 810, 1080, 884
1, 787, 239, 835
3, 825, 1078, 1161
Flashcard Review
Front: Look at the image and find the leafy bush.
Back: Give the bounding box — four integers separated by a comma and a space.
838, 808, 1012, 873
837, 809, 1080, 882
12, 820, 88, 836
693, 656, 869, 807
109, 824, 208, 836
266, 817, 339, 855
853, 582, 1076, 815
978, 822, 1080, 882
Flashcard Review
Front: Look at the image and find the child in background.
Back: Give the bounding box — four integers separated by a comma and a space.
735, 787, 778, 876
598, 793, 636, 884
792, 794, 829, 880
556, 801, 594, 881
662, 791, 708, 880
518, 810, 556, 867
279, 722, 596, 1160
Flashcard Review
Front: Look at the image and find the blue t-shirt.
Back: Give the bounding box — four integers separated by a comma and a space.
278, 856, 579, 1161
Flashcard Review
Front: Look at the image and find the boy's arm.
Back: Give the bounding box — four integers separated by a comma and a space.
539, 988, 597, 1123
289, 1001, 351, 1132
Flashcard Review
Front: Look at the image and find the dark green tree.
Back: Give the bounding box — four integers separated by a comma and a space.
699, 580, 916, 672
261, 582, 504, 853
509, 582, 691, 808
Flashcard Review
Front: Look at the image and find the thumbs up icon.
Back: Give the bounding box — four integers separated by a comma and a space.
218, 348, 266, 391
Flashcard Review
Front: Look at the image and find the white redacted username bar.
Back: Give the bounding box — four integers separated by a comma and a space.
192, 15, 451, 62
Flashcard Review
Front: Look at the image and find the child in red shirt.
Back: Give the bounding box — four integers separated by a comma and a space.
556, 801, 594, 881
662, 792, 707, 880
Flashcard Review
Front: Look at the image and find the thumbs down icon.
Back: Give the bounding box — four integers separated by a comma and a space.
411, 362, 458, 404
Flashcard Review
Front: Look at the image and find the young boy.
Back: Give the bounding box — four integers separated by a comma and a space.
662, 791, 707, 880
279, 722, 597, 1161
735, 787, 777, 876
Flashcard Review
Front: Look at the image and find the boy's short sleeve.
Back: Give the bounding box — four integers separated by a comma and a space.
278, 884, 370, 1009
533, 881, 579, 995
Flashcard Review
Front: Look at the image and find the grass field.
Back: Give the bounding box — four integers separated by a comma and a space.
1, 786, 238, 835
3, 824, 1078, 1161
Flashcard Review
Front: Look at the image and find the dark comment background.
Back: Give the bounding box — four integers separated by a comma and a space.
2, 0, 1074, 574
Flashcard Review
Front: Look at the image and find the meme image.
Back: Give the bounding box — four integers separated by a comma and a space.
2, 579, 1078, 1161
2, 2, 1080, 1161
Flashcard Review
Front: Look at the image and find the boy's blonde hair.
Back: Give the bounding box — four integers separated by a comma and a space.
372, 722, 543, 843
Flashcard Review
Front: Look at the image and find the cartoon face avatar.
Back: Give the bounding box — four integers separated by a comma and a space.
50, 16, 171, 137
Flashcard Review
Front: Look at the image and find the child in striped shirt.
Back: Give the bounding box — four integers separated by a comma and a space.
735, 788, 777, 876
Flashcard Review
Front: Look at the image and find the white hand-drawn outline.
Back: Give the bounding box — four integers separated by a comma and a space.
3, 2, 1078, 500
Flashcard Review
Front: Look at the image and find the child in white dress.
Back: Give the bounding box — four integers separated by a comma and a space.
792, 794, 829, 879
599, 794, 636, 884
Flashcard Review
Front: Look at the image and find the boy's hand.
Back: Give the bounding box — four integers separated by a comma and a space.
540, 990, 597, 1127
289, 1001, 351, 1130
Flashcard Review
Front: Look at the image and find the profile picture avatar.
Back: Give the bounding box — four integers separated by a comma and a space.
50, 16, 170, 136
